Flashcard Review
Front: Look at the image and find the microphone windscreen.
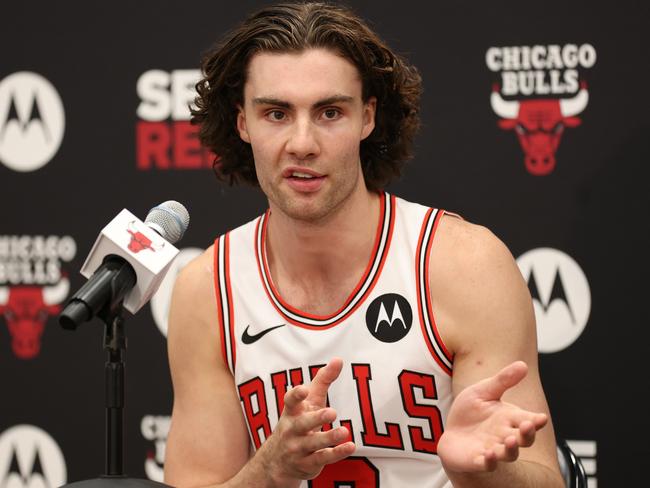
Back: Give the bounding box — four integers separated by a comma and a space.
145, 201, 190, 244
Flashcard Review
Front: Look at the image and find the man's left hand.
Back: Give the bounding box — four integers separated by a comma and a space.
437, 361, 548, 473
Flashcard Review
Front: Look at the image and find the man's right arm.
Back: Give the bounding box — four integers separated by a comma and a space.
164, 247, 253, 487
164, 247, 353, 488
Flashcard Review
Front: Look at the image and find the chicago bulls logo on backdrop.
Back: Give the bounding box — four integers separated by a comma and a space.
0, 235, 76, 359
486, 44, 596, 175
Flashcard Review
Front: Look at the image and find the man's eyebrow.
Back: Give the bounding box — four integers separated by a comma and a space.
252, 97, 291, 108
251, 95, 355, 109
313, 95, 354, 108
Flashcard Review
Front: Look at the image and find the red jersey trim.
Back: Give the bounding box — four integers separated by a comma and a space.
416, 209, 453, 376
213, 234, 236, 373
254, 192, 396, 329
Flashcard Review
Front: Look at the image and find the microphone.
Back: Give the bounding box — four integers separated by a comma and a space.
59, 201, 189, 330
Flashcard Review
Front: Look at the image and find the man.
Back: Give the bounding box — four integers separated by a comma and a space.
164, 3, 564, 487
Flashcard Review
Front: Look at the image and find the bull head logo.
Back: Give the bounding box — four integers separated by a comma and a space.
0, 279, 69, 359
126, 221, 163, 254
491, 82, 589, 175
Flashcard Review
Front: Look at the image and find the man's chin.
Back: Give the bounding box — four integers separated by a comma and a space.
274, 195, 335, 223
283, 203, 330, 223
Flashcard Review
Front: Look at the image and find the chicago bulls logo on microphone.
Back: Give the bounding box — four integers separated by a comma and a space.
126, 221, 164, 254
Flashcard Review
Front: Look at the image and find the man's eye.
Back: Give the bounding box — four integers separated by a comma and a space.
267, 110, 285, 121
323, 109, 340, 119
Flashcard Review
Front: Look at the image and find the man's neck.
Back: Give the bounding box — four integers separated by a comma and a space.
265, 188, 380, 312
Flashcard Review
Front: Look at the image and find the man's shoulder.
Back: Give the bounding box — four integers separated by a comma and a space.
174, 246, 215, 301
390, 193, 510, 267
434, 214, 513, 273
429, 214, 524, 311
428, 214, 530, 354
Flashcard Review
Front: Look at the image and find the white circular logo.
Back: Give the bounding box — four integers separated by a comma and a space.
150, 247, 203, 337
141, 415, 171, 482
0, 72, 65, 172
0, 424, 67, 487
516, 248, 591, 353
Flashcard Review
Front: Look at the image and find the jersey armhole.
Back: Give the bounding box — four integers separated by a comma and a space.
213, 234, 236, 375
416, 209, 454, 376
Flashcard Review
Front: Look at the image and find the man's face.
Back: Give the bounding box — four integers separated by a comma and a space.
237, 48, 376, 222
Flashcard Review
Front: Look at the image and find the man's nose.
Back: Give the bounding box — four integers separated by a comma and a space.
285, 118, 320, 160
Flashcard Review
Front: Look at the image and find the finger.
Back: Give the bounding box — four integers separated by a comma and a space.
516, 419, 541, 447
309, 441, 355, 467
476, 450, 498, 472
507, 410, 548, 431
283, 385, 309, 416
307, 358, 343, 407
472, 361, 528, 401
496, 435, 520, 462
293, 408, 337, 434
531, 412, 548, 429
302, 427, 350, 453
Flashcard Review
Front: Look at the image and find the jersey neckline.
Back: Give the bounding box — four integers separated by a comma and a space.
254, 192, 396, 329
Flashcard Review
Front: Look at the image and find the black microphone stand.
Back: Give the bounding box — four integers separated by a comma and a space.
59, 257, 172, 487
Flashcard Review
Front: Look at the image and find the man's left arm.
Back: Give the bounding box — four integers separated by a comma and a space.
429, 216, 564, 487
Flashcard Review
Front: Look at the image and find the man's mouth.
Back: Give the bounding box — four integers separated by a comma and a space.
282, 167, 326, 192
290, 171, 316, 179
282, 167, 325, 179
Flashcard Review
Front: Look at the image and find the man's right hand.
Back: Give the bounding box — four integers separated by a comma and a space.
258, 357, 355, 486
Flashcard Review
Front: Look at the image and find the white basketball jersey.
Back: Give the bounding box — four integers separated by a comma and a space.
213, 193, 454, 488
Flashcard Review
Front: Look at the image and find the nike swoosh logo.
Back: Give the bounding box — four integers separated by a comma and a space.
241, 324, 286, 344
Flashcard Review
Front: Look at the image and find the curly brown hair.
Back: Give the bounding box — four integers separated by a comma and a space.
192, 1, 422, 191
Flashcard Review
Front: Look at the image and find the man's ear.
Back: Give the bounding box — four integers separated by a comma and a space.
236, 105, 251, 143
361, 96, 377, 140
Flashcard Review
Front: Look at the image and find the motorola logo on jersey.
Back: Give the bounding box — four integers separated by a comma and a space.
516, 248, 591, 353
0, 424, 67, 487
150, 247, 202, 337
365, 293, 412, 343
0, 235, 76, 359
136, 69, 215, 170
486, 44, 596, 175
141, 415, 170, 483
0, 72, 65, 172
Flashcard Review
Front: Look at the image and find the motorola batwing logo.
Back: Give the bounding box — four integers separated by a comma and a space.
0, 72, 65, 172
365, 293, 413, 343
516, 248, 591, 353
0, 424, 66, 487
150, 247, 203, 337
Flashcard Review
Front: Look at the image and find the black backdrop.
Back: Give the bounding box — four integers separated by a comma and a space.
1, 1, 649, 486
